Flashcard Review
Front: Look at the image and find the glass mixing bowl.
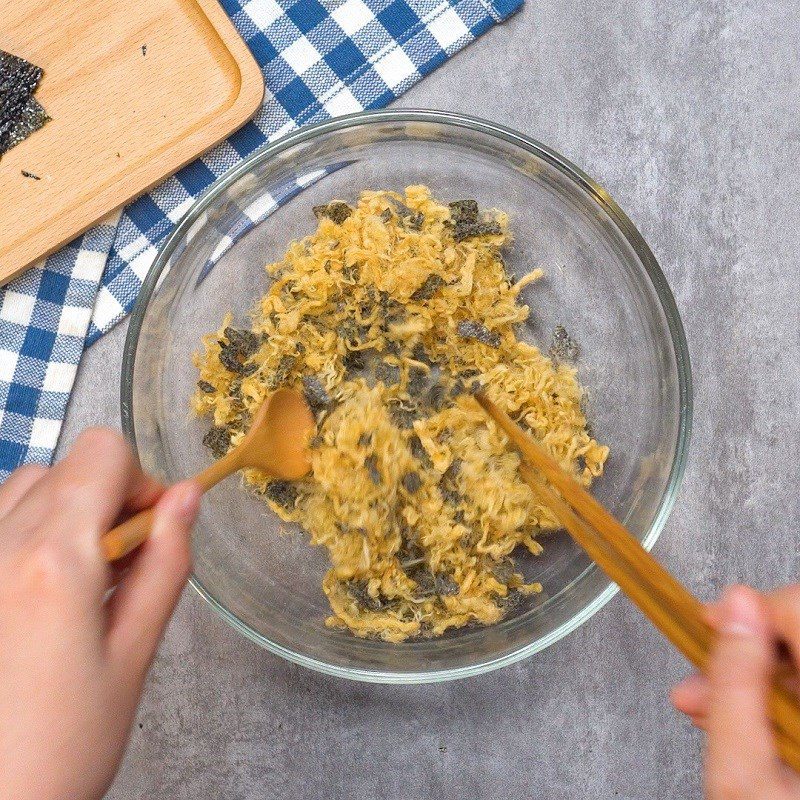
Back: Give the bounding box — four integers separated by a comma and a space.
122, 109, 692, 683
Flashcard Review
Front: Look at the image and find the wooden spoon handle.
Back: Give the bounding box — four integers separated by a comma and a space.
101, 508, 156, 561
100, 451, 242, 562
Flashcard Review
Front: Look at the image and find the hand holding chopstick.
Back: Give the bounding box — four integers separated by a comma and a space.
475, 392, 800, 773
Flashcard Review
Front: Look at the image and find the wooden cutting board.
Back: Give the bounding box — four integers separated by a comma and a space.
0, 0, 265, 284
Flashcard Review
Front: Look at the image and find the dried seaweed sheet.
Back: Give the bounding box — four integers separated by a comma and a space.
0, 50, 48, 155
5, 97, 50, 152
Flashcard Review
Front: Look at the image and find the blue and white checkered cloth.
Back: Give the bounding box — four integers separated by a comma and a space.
0, 0, 521, 479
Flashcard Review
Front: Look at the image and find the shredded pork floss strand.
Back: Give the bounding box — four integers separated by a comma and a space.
192, 186, 609, 642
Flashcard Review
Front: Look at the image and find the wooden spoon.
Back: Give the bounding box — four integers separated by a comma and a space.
101, 388, 315, 561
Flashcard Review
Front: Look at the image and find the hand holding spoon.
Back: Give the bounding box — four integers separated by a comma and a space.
101, 388, 315, 561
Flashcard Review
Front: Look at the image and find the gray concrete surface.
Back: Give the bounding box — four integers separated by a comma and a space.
56, 2, 800, 798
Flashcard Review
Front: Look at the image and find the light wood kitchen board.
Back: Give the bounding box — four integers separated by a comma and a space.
0, 0, 265, 284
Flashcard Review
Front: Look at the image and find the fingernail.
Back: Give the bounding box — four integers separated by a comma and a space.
670, 672, 708, 710
163, 481, 201, 521
675, 673, 707, 696
177, 481, 202, 520
721, 586, 765, 638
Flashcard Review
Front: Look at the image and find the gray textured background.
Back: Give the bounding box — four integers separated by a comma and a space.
56, 2, 800, 798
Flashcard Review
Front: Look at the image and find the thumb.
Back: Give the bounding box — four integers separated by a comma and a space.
705, 586, 779, 798
106, 481, 201, 688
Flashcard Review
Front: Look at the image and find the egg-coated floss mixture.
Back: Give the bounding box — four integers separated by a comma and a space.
192, 186, 608, 642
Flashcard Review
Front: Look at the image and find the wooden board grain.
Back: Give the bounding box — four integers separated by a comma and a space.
0, 0, 265, 283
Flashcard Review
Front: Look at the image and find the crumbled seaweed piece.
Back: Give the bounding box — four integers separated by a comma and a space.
224, 326, 259, 356
392, 200, 414, 217
380, 207, 392, 222
378, 291, 404, 324
375, 361, 401, 386
202, 426, 230, 458
21, 169, 40, 180
442, 458, 462, 482
309, 433, 324, 449
455, 375, 482, 396
439, 459, 463, 506
407, 212, 424, 231
492, 558, 517, 585
197, 380, 215, 394
343, 262, 361, 282
402, 471, 422, 494
347, 580, 384, 611
440, 487, 463, 506
364, 454, 381, 485
389, 200, 424, 230
408, 566, 459, 598
411, 342, 433, 364
408, 433, 433, 469
579, 394, 595, 439
218, 326, 259, 374
141, 44, 147, 56
399, 551, 425, 569
453, 220, 501, 242
338, 318, 360, 346
313, 201, 353, 224
461, 528, 481, 549
457, 320, 501, 348
397, 527, 425, 567
448, 199, 501, 241
460, 368, 480, 379
453, 509, 466, 525
265, 480, 298, 510
575, 454, 587, 472
426, 383, 448, 412
241, 362, 258, 376
219, 347, 244, 374
407, 367, 429, 396
0, 51, 44, 154
435, 574, 460, 596
343, 349, 365, 374
499, 590, 523, 612
302, 376, 331, 413
358, 432, 373, 448
269, 354, 296, 388
410, 274, 445, 301
549, 325, 581, 362
408, 566, 437, 597
449, 199, 479, 223
391, 404, 419, 430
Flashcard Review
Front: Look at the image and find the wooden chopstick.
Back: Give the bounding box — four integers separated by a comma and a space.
475, 392, 800, 771
520, 462, 800, 772
475, 395, 711, 643
521, 465, 800, 770
520, 465, 709, 667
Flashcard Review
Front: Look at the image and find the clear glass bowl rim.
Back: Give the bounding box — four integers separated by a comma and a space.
121, 108, 693, 684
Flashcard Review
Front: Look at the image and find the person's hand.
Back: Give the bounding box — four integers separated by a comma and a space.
671, 585, 800, 799
0, 429, 201, 800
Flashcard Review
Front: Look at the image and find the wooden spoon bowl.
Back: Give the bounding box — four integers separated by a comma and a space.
101, 388, 315, 561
